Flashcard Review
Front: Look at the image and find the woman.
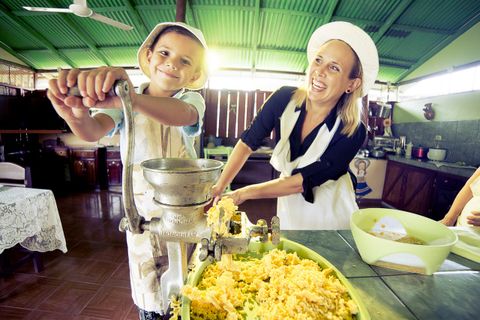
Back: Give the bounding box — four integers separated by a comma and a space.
441, 167, 480, 229
211, 21, 379, 230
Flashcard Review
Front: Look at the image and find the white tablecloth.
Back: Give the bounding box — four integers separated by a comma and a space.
0, 186, 67, 254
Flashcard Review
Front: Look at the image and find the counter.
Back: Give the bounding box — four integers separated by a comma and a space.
388, 155, 476, 178
281, 230, 479, 320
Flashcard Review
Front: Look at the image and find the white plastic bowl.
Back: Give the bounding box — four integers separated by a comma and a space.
427, 148, 447, 161
351, 208, 457, 275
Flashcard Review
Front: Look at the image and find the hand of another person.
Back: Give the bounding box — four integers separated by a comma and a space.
467, 210, 480, 226
439, 215, 457, 226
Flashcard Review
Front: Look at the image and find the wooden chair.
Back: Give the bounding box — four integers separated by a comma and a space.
0, 162, 31, 187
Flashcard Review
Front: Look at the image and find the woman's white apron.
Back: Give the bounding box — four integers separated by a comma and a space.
270, 100, 358, 230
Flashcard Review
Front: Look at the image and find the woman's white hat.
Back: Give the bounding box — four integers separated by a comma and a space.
307, 21, 379, 97
137, 22, 208, 90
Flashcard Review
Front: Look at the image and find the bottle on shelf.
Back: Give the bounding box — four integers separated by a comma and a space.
0, 134, 4, 161
405, 142, 413, 159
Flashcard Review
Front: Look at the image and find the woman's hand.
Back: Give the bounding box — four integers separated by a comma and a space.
222, 189, 246, 206
211, 183, 226, 205
467, 210, 480, 226
211, 184, 247, 206
214, 188, 248, 206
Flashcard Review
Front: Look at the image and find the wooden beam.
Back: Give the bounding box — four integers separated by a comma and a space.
380, 57, 413, 69
0, 3, 76, 68
323, 0, 340, 24
122, 0, 149, 39
0, 41, 36, 69
24, 44, 413, 71
395, 11, 480, 82
176, 0, 186, 22
334, 16, 452, 35
251, 0, 261, 71
373, 0, 414, 42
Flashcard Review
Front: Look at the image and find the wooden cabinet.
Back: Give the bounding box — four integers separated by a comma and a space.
382, 160, 468, 219
430, 173, 467, 220
71, 148, 97, 189
106, 148, 122, 189
34, 146, 70, 193
382, 161, 436, 217
70, 147, 107, 190
231, 158, 276, 190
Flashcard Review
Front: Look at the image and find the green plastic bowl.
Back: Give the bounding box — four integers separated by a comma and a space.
351, 208, 458, 275
181, 238, 370, 319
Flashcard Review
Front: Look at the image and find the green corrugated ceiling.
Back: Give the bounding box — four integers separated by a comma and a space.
0, 0, 479, 83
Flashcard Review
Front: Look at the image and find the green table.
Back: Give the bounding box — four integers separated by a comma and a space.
281, 230, 479, 320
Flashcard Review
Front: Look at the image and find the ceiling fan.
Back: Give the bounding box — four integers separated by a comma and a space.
23, 0, 134, 31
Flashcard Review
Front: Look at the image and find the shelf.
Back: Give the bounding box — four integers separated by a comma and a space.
0, 130, 66, 134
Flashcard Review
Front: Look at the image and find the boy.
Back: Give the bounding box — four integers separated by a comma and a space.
47, 22, 208, 319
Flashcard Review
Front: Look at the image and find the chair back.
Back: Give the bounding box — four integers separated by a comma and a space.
0, 162, 29, 187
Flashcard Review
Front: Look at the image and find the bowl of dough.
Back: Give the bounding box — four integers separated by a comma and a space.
351, 208, 457, 275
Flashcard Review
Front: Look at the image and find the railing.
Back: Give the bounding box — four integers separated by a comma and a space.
204, 89, 274, 146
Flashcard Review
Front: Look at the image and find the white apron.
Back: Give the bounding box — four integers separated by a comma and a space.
270, 100, 358, 230
126, 112, 188, 313
456, 175, 480, 232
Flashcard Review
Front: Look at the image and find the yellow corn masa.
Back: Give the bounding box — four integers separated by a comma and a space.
182, 249, 359, 320
206, 197, 237, 237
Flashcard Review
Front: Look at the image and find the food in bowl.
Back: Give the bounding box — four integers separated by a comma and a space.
182, 248, 359, 320
179, 199, 367, 319
368, 231, 426, 245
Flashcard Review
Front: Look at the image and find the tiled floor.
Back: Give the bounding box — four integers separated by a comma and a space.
0, 191, 139, 320
0, 190, 277, 320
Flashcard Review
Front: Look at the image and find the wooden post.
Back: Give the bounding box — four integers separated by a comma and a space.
176, 0, 186, 22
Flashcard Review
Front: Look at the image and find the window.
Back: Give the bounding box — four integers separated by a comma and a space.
206, 70, 304, 91
0, 61, 34, 90
398, 62, 480, 101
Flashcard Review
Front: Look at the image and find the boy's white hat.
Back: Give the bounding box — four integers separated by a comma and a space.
307, 21, 379, 97
137, 22, 208, 90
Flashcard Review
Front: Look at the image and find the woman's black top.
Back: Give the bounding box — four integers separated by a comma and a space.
241, 86, 366, 203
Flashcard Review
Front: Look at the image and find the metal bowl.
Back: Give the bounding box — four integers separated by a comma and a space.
141, 158, 224, 206
370, 149, 385, 158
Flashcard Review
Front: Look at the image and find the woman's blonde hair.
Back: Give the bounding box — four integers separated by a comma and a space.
292, 46, 363, 137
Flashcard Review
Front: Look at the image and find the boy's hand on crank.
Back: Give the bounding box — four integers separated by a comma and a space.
47, 68, 89, 121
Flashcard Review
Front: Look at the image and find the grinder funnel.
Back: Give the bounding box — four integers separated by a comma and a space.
141, 158, 223, 206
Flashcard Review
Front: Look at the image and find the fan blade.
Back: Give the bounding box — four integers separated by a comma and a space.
89, 13, 134, 31
23, 6, 72, 13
